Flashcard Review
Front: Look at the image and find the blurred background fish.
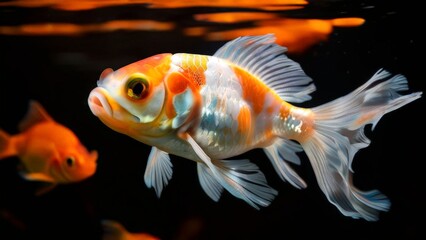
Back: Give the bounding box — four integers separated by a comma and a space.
0, 100, 98, 194
102, 219, 160, 240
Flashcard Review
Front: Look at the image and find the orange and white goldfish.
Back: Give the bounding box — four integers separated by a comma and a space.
0, 100, 98, 192
102, 220, 160, 240
87, 34, 422, 221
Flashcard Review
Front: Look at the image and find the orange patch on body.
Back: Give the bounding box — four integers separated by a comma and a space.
232, 66, 281, 114
237, 105, 252, 133
286, 106, 314, 142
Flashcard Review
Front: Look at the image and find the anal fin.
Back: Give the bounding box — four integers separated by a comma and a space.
183, 133, 277, 209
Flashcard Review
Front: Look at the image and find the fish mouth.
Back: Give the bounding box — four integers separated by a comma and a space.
88, 87, 113, 117
88, 87, 141, 128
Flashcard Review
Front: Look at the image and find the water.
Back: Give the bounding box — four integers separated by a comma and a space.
0, 1, 423, 239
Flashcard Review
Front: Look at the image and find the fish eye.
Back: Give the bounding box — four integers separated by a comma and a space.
126, 74, 149, 100
66, 157, 75, 167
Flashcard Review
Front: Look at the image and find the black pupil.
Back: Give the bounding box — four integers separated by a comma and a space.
66, 158, 74, 167
132, 81, 144, 96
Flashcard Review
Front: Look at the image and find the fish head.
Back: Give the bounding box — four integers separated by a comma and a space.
88, 53, 173, 140
52, 142, 98, 183
19, 123, 98, 184
41, 124, 98, 183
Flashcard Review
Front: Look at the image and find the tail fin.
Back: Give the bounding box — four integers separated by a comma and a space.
302, 69, 422, 221
0, 129, 17, 159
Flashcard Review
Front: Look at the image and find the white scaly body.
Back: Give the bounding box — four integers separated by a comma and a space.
88, 34, 422, 221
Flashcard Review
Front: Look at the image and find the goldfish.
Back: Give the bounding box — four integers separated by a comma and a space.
102, 220, 160, 240
0, 100, 98, 193
87, 34, 422, 221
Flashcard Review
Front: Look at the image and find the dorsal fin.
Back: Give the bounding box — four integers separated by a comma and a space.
18, 100, 53, 132
213, 34, 316, 103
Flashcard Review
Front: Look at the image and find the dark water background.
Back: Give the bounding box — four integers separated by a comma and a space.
0, 0, 424, 239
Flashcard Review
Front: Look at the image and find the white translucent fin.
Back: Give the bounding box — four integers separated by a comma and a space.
144, 146, 173, 197
18, 100, 53, 132
213, 34, 316, 103
218, 159, 279, 208
20, 172, 56, 183
197, 162, 224, 201
184, 133, 277, 209
264, 139, 307, 189
302, 69, 422, 221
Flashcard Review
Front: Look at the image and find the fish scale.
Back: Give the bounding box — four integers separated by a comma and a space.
197, 95, 247, 157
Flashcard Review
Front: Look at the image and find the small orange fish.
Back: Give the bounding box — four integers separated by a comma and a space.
0, 100, 98, 193
102, 220, 160, 240
88, 34, 422, 221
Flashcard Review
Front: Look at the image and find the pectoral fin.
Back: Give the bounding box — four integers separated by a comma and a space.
19, 172, 57, 196
20, 172, 56, 183
143, 147, 173, 197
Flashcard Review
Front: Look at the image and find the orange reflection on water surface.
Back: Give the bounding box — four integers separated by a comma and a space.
185, 17, 365, 53
0, 0, 308, 11
0, 20, 174, 36
0, 0, 365, 54
194, 12, 280, 23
